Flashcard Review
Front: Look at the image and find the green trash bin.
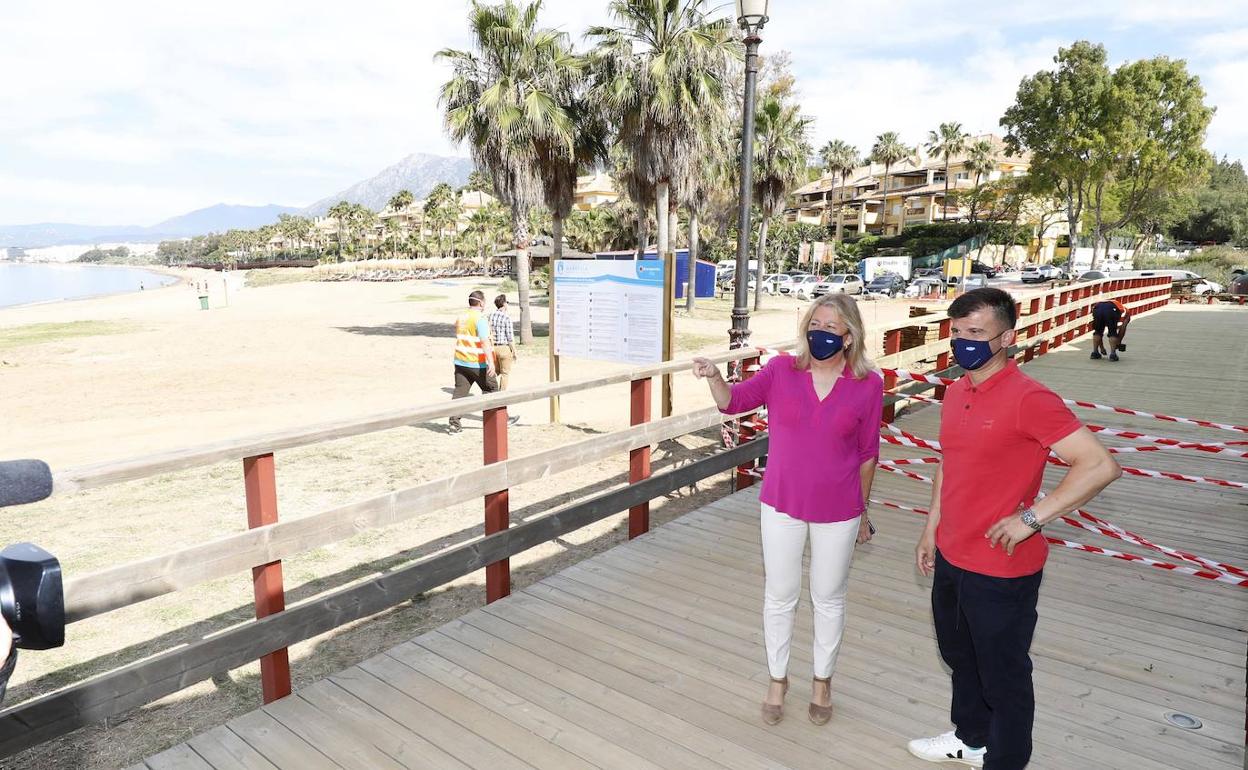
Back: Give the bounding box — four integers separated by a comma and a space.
198, 295, 209, 310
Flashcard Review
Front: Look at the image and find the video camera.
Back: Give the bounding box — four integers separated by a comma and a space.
0, 460, 66, 701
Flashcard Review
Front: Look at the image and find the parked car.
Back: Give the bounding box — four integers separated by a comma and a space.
904, 277, 946, 298
962, 274, 989, 290
1111, 268, 1222, 294
913, 267, 943, 281
779, 273, 813, 294
789, 274, 822, 299
1021, 264, 1067, 283
1230, 274, 1248, 295
760, 273, 793, 295
1077, 270, 1108, 282
969, 260, 997, 278
812, 273, 865, 297
864, 273, 908, 297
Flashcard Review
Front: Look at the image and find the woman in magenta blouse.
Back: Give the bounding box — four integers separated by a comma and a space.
693, 293, 883, 726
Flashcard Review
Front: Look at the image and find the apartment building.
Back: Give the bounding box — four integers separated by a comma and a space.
791, 134, 1032, 239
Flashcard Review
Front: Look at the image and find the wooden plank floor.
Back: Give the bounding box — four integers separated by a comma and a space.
136, 306, 1247, 770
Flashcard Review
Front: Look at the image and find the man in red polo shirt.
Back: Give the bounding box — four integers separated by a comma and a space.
908, 288, 1121, 769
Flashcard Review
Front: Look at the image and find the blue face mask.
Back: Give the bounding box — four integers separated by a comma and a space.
806, 329, 845, 360
951, 331, 1007, 371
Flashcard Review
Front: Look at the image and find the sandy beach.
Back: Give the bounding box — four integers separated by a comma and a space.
0, 270, 930, 768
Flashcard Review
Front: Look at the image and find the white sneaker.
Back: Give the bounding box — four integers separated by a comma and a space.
906, 731, 986, 766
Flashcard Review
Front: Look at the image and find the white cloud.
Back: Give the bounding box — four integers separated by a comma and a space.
0, 0, 1244, 225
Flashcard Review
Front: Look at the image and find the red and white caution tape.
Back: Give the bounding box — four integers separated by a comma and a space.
1064, 399, 1248, 434
877, 464, 934, 484
1044, 456, 1247, 489
880, 367, 1248, 435
868, 496, 1247, 587
1042, 536, 1248, 587
1087, 425, 1248, 456
1060, 507, 1248, 580
877, 457, 942, 466
880, 423, 943, 452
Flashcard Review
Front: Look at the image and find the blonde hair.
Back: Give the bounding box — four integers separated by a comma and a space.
794, 293, 875, 379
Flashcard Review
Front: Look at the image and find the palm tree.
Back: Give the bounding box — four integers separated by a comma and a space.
925, 123, 968, 223
388, 189, 414, 214
817, 139, 859, 237
751, 95, 811, 310
588, 0, 736, 261
354, 206, 378, 258
383, 217, 404, 259
965, 138, 997, 223
327, 201, 355, 261
423, 183, 455, 257
439, 0, 581, 344
868, 132, 913, 236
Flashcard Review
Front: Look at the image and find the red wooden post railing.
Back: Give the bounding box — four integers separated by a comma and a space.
483, 407, 510, 603
736, 354, 760, 489
935, 318, 951, 400
1023, 298, 1041, 362
243, 453, 291, 703
881, 329, 902, 423
628, 377, 652, 539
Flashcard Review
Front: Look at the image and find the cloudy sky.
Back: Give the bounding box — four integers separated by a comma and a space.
2, 0, 1245, 225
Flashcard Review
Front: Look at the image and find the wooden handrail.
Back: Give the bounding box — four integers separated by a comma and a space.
49, 345, 789, 497
0, 439, 768, 760
62, 406, 738, 622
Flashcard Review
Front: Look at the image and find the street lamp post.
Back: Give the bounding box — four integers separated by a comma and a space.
729, 0, 769, 350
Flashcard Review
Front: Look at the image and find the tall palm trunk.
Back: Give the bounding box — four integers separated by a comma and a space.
943, 157, 951, 220
882, 163, 891, 235
753, 216, 769, 311
512, 211, 534, 344
655, 181, 670, 257
552, 214, 564, 260
685, 207, 699, 311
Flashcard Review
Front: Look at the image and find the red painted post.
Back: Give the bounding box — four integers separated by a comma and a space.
1039, 294, 1055, 356
737, 355, 760, 489
1023, 298, 1040, 362
483, 407, 510, 603
882, 329, 902, 422
243, 453, 291, 704
935, 318, 951, 400
628, 378, 652, 539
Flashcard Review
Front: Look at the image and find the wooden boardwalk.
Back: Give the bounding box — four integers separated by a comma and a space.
135, 306, 1247, 770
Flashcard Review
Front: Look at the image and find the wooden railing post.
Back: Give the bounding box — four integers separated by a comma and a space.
243, 453, 291, 703
882, 329, 902, 423
628, 378, 652, 539
483, 407, 510, 602
1039, 293, 1055, 356
1023, 298, 1040, 362
935, 318, 951, 400
736, 354, 760, 489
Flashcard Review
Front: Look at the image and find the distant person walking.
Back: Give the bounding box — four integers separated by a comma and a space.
449, 290, 496, 433
1090, 298, 1129, 361
487, 294, 516, 390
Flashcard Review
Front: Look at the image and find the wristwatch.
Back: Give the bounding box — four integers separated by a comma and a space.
1020, 507, 1043, 532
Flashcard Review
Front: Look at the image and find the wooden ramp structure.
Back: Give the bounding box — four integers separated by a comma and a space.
134, 305, 1247, 770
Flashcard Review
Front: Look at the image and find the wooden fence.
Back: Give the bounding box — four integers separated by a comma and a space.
0, 276, 1170, 758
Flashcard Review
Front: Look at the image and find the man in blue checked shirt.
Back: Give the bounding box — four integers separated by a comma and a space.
486, 294, 517, 390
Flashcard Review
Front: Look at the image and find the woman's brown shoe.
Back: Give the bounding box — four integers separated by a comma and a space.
808, 676, 833, 725
761, 677, 789, 725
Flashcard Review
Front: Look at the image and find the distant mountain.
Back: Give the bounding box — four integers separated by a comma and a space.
148, 203, 301, 236
0, 153, 474, 249
0, 223, 146, 249
0, 204, 299, 249
301, 153, 474, 216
